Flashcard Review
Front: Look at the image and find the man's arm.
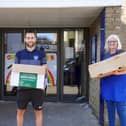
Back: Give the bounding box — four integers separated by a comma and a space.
15, 52, 20, 64
41, 51, 48, 76
43, 64, 48, 76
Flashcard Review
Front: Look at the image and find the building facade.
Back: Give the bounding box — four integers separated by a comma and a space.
0, 0, 125, 125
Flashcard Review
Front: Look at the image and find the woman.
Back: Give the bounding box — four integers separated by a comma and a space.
100, 34, 126, 126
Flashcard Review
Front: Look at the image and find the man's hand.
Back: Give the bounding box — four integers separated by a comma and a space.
42, 64, 48, 77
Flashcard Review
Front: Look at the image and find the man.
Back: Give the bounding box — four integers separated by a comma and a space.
15, 30, 47, 126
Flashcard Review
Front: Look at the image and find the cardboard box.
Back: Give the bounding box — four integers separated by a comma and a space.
10, 64, 46, 89
88, 52, 126, 78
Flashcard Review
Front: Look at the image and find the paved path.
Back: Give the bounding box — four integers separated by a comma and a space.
0, 101, 100, 126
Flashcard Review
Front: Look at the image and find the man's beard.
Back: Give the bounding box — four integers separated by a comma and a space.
25, 43, 36, 48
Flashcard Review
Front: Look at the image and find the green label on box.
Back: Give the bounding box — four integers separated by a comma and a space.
19, 72, 37, 88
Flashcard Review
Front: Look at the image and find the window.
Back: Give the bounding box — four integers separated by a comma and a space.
91, 35, 97, 63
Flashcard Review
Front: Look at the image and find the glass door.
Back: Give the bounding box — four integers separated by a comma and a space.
4, 32, 23, 97
36, 32, 58, 101
63, 29, 84, 102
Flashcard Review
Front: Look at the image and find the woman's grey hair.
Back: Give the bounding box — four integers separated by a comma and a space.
104, 34, 122, 52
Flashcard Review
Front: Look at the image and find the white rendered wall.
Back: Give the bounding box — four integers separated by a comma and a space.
0, 0, 123, 8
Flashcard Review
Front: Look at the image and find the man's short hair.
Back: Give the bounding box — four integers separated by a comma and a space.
24, 30, 37, 38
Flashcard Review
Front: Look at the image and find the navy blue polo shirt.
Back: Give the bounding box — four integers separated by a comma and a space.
15, 48, 47, 65
101, 52, 126, 102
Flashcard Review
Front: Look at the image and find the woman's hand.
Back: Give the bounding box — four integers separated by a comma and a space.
96, 71, 114, 79
95, 68, 126, 79
112, 69, 126, 75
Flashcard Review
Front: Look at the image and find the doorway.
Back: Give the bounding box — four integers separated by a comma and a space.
63, 29, 85, 102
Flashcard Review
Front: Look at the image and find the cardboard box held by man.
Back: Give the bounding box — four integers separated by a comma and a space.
10, 64, 46, 89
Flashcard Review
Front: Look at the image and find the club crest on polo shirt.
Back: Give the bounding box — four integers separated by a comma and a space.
34, 56, 39, 60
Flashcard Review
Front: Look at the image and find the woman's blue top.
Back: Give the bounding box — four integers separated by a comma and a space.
101, 51, 126, 102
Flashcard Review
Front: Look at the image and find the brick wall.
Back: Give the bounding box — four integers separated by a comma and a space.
106, 5, 126, 50
121, 1, 126, 49
89, 15, 101, 118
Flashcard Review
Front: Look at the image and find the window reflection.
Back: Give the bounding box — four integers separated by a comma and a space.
63, 30, 84, 97
4, 33, 22, 96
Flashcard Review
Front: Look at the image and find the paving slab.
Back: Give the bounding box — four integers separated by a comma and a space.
0, 101, 100, 126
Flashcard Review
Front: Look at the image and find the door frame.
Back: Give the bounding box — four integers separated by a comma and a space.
0, 27, 89, 102
60, 28, 89, 102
